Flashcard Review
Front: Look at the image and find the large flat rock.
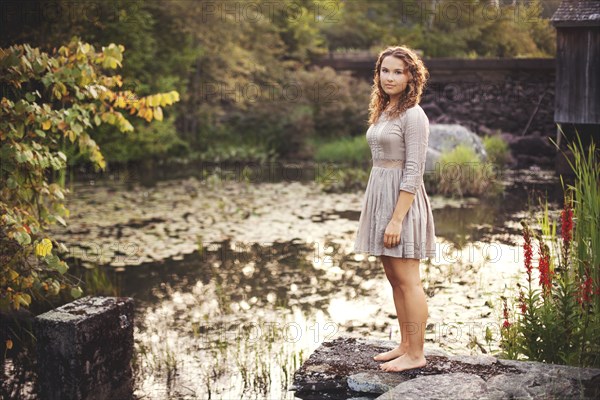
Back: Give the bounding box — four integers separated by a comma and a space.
291, 336, 600, 400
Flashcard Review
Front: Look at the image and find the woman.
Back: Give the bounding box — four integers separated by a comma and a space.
353, 45, 437, 372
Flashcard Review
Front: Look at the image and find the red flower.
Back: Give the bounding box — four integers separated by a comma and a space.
560, 196, 574, 261
538, 242, 553, 295
503, 320, 511, 329
577, 271, 594, 305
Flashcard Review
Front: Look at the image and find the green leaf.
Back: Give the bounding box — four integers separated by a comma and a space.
55, 261, 68, 275
14, 231, 31, 246
71, 287, 83, 299
7, 177, 17, 189
35, 129, 46, 138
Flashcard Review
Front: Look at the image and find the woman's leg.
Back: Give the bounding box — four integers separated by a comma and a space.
379, 256, 427, 372
373, 255, 409, 361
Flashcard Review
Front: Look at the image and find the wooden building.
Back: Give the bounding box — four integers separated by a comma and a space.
551, 0, 600, 152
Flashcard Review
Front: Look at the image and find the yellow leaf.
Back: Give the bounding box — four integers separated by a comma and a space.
121, 119, 134, 132
8, 269, 19, 281
21, 293, 31, 305
115, 95, 126, 108
13, 294, 21, 310
6, 339, 13, 350
146, 94, 156, 107
130, 99, 140, 110
42, 120, 51, 130
160, 92, 172, 106
35, 238, 53, 257
153, 106, 163, 121
144, 107, 153, 122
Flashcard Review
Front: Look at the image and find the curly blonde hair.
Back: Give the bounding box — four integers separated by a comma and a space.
368, 45, 429, 125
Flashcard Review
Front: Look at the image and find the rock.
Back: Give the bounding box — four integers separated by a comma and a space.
34, 296, 135, 400
477, 124, 496, 137
427, 124, 488, 168
376, 372, 487, 400
515, 154, 554, 169
292, 336, 520, 398
448, 354, 498, 366
292, 336, 600, 400
348, 371, 410, 394
500, 132, 518, 146
486, 372, 575, 399
509, 135, 557, 157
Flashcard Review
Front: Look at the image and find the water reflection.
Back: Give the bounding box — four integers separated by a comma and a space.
99, 236, 384, 398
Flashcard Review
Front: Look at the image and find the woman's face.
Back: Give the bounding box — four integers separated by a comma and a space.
380, 56, 411, 101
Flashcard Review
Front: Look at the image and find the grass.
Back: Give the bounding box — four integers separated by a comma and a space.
312, 135, 370, 164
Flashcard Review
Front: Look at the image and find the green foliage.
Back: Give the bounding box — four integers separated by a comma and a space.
483, 133, 510, 167
321, 0, 556, 58
0, 38, 179, 312
295, 66, 371, 140
93, 114, 190, 163
432, 144, 502, 198
500, 129, 600, 367
313, 135, 370, 163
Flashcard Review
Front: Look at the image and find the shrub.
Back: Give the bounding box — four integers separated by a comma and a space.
433, 144, 501, 198
483, 133, 510, 167
0, 37, 179, 313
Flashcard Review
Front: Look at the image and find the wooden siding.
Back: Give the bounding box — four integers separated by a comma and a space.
554, 27, 600, 124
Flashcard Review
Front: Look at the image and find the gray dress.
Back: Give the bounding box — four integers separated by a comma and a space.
353, 104, 437, 259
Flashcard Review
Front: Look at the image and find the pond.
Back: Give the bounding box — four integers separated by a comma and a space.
5, 162, 567, 399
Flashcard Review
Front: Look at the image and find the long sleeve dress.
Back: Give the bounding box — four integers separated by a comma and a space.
353, 104, 437, 259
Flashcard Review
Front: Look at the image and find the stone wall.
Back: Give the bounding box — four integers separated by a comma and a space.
419, 59, 559, 169
418, 58, 556, 138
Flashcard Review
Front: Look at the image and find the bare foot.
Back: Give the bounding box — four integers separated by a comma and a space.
373, 344, 408, 361
379, 353, 426, 372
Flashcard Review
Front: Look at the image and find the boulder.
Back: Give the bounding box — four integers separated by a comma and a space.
347, 371, 410, 394
508, 135, 557, 157
427, 124, 488, 172
291, 336, 600, 400
376, 372, 488, 400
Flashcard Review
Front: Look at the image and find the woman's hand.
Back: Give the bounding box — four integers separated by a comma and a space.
384, 218, 403, 248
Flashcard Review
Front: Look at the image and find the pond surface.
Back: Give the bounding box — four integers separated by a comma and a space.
40, 164, 566, 399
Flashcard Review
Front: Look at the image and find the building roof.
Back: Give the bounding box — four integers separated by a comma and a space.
551, 0, 600, 27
